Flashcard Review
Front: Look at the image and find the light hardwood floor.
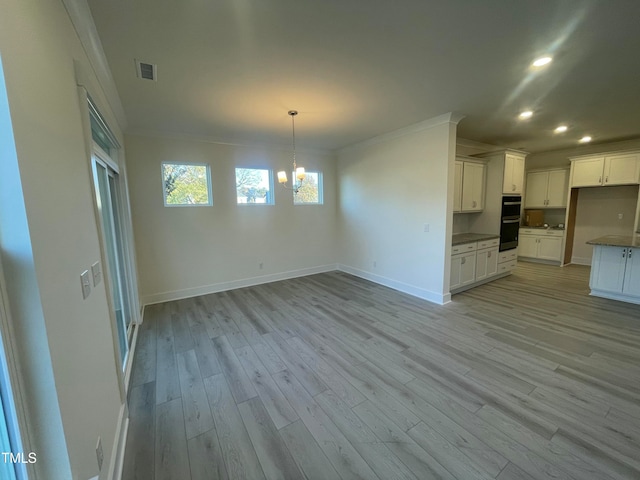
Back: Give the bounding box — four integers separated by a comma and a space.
123, 262, 640, 480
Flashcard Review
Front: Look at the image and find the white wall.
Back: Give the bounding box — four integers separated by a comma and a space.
125, 134, 338, 304
571, 185, 638, 265
336, 114, 460, 304
0, 0, 126, 478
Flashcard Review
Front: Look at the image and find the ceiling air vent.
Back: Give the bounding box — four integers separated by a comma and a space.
135, 60, 157, 81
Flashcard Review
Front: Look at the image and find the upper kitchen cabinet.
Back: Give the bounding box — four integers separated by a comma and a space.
525, 169, 569, 208
473, 149, 527, 197
503, 153, 526, 194
570, 151, 640, 187
454, 156, 486, 213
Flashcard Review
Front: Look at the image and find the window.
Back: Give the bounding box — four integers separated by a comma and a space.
235, 168, 273, 204
294, 171, 323, 205
162, 163, 212, 206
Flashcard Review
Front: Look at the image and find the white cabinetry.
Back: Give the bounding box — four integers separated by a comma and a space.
454, 157, 486, 213
518, 228, 564, 262
475, 245, 499, 281
497, 248, 518, 273
450, 238, 504, 292
450, 243, 477, 290
525, 169, 568, 208
570, 152, 640, 187
590, 245, 640, 303
503, 153, 525, 194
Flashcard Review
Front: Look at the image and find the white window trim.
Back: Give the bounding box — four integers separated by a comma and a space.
293, 170, 324, 205
235, 167, 275, 206
161, 162, 213, 207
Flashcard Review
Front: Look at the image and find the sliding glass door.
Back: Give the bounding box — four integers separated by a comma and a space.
92, 150, 133, 368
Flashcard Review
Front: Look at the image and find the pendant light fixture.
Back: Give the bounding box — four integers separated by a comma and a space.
277, 110, 305, 193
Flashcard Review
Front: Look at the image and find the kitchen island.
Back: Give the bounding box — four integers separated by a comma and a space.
587, 235, 640, 305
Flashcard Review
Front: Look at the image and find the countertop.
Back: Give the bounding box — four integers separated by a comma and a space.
587, 235, 640, 248
520, 226, 565, 231
452, 233, 500, 246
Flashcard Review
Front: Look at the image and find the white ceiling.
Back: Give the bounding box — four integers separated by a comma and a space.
87, 0, 640, 153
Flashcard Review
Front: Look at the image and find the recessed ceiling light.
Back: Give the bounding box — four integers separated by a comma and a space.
554, 125, 568, 133
519, 110, 533, 119
532, 56, 553, 67
579, 136, 592, 143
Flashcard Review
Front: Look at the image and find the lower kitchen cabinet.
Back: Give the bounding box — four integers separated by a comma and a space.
450, 251, 476, 290
518, 228, 564, 262
475, 246, 499, 281
590, 245, 640, 302
450, 237, 509, 293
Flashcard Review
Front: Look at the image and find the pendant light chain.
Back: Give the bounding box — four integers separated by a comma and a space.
291, 111, 297, 173
278, 110, 305, 192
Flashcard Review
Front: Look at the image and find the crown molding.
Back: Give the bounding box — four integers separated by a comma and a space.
125, 129, 334, 157
337, 112, 465, 154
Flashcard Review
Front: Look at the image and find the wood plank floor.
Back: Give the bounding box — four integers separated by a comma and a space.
123, 262, 640, 480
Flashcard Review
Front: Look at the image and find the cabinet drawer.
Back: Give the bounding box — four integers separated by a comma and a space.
477, 238, 500, 250
498, 259, 517, 272
520, 228, 536, 235
498, 249, 518, 263
452, 242, 477, 255
542, 229, 564, 237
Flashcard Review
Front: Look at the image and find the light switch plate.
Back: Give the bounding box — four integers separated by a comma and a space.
81, 270, 91, 299
91, 261, 102, 286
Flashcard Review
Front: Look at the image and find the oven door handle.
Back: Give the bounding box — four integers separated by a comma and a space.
502, 219, 521, 224
503, 202, 521, 206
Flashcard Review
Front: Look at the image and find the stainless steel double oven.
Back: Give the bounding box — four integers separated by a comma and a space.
500, 195, 521, 251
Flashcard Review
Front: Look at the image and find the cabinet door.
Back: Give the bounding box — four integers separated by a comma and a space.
623, 248, 640, 296
604, 153, 640, 186
524, 171, 549, 208
486, 247, 499, 277
503, 154, 524, 194
460, 252, 476, 286
512, 155, 525, 194
450, 255, 462, 290
571, 157, 604, 187
518, 235, 538, 258
461, 162, 485, 211
475, 249, 488, 281
537, 236, 562, 261
590, 246, 626, 293
453, 161, 462, 212
546, 169, 569, 207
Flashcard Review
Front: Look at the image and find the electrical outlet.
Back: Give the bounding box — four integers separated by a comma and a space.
96, 437, 103, 471
81, 270, 91, 299
423, 224, 430, 232
91, 261, 102, 286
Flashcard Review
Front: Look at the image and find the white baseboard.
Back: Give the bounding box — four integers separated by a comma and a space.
337, 264, 447, 305
141, 264, 338, 306
590, 289, 640, 305
571, 256, 592, 266
107, 402, 128, 480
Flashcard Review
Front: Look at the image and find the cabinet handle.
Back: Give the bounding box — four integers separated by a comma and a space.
605, 176, 608, 183
461, 257, 466, 265
512, 184, 516, 191
488, 251, 491, 258
599, 176, 602, 184
629, 249, 633, 258
472, 200, 477, 208
623, 248, 627, 258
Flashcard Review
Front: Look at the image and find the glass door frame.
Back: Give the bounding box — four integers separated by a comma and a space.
91, 142, 139, 389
